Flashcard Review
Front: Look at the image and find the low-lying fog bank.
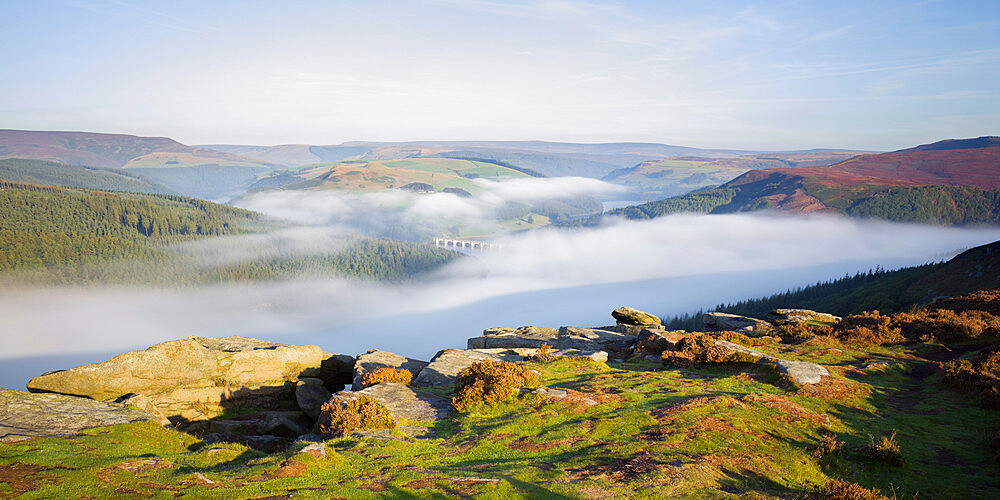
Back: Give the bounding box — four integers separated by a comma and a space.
2, 213, 999, 389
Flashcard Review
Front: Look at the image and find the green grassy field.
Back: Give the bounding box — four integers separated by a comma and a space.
4, 340, 997, 499
283, 158, 530, 195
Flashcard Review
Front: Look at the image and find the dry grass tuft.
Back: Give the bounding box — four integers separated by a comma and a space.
524, 343, 557, 362
866, 430, 904, 465
812, 433, 843, 458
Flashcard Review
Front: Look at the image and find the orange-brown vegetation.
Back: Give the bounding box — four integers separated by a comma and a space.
360, 367, 413, 388
833, 307, 1000, 346
765, 139, 1000, 190
318, 396, 396, 437
774, 322, 832, 343
943, 346, 1000, 408
452, 360, 541, 411
814, 479, 891, 500
669, 332, 762, 365
524, 343, 557, 362
928, 289, 1000, 315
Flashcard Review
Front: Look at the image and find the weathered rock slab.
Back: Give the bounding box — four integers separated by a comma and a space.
766, 309, 842, 325
703, 312, 772, 333
0, 389, 158, 442
26, 336, 325, 422
558, 326, 637, 353
612, 306, 661, 326
352, 350, 428, 390
713, 340, 829, 385
324, 383, 452, 424
468, 326, 603, 351
413, 349, 507, 387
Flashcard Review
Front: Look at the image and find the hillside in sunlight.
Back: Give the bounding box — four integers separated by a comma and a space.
609, 137, 1000, 225
4, 292, 1000, 498
602, 151, 859, 199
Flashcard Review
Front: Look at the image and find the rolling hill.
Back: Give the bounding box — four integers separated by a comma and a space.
203, 140, 769, 178
250, 157, 533, 194
602, 151, 859, 199
0, 130, 275, 169
610, 137, 1000, 225
0, 158, 173, 194
0, 130, 281, 200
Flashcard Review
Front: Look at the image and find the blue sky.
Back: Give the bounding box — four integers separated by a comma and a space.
1, 0, 998, 149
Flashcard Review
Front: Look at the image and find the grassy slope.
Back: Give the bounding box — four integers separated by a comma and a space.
3, 345, 998, 498
279, 158, 530, 194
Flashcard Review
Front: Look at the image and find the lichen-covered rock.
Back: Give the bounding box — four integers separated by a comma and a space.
352, 350, 428, 390
0, 389, 158, 442
26, 336, 325, 422
612, 306, 661, 326
558, 326, 636, 353
467, 326, 601, 351
319, 383, 451, 426
703, 312, 772, 333
296, 378, 332, 420
413, 349, 508, 387
766, 309, 842, 325
712, 340, 828, 385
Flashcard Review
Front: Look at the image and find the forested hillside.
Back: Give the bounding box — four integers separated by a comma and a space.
666, 239, 1000, 329
0, 181, 459, 284
0, 158, 172, 194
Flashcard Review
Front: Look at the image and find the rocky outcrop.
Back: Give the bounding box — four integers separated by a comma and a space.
26, 336, 326, 422
352, 350, 428, 390
713, 340, 828, 385
319, 383, 452, 425
558, 326, 636, 353
413, 347, 608, 387
467, 325, 622, 353
703, 312, 772, 333
413, 349, 510, 387
0, 389, 158, 442
612, 306, 661, 326
765, 309, 842, 325
295, 378, 332, 420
